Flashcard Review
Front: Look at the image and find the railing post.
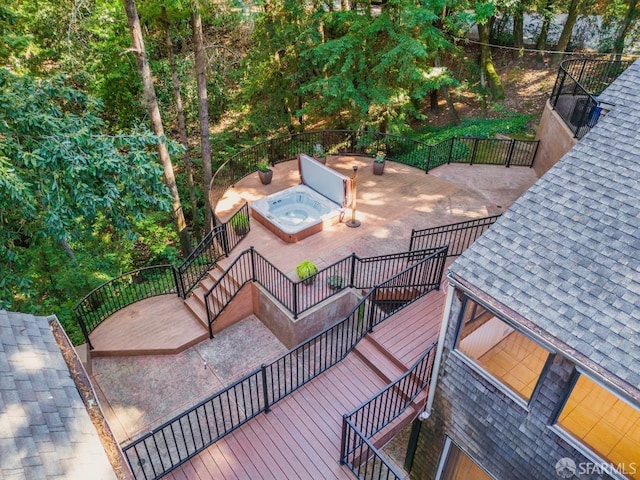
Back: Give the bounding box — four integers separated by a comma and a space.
552, 69, 566, 109
425, 144, 432, 173
172, 266, 184, 299
261, 364, 270, 413
349, 253, 357, 288
250, 246, 256, 282
470, 138, 478, 165
530, 140, 540, 168
447, 137, 455, 164
75, 311, 94, 350
404, 418, 423, 472
505, 139, 516, 168
339, 415, 349, 465
205, 291, 215, 339
293, 282, 298, 319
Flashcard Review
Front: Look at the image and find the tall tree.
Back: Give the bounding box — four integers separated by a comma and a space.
535, 0, 556, 63
613, 0, 639, 55
551, 0, 582, 65
122, 0, 191, 255
191, 0, 213, 230
477, 17, 505, 101
161, 6, 198, 231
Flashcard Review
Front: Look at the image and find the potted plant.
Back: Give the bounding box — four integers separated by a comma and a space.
296, 260, 318, 285
257, 160, 273, 185
327, 271, 344, 290
373, 151, 385, 175
230, 212, 250, 236
312, 143, 327, 164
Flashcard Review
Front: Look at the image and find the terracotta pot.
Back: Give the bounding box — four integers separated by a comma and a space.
373, 161, 385, 175
313, 155, 327, 165
258, 169, 273, 185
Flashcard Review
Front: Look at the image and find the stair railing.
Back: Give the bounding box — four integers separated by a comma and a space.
204, 247, 446, 337
122, 247, 447, 480
340, 342, 437, 479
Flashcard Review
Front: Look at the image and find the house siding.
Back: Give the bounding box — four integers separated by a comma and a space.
410, 291, 619, 480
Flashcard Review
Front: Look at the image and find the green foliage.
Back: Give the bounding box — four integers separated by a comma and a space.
0, 69, 179, 342
230, 212, 250, 233
296, 260, 318, 282
257, 160, 271, 172
415, 114, 532, 143
0, 4, 32, 67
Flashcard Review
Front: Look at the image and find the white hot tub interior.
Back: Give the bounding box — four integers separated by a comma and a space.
250, 155, 352, 242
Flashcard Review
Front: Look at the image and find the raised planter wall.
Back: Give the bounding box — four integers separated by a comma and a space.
534, 100, 579, 177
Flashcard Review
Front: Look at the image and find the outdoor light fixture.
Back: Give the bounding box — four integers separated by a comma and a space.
346, 165, 361, 228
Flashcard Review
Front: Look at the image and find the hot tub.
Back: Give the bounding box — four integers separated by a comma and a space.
251, 185, 343, 243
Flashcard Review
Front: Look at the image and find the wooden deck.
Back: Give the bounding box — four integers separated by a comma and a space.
89, 295, 209, 356
89, 159, 535, 356
164, 290, 445, 480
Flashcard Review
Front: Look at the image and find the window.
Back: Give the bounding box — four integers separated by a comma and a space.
437, 439, 493, 480
556, 374, 640, 479
455, 296, 550, 402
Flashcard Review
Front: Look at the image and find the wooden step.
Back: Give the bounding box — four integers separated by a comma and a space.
354, 336, 407, 384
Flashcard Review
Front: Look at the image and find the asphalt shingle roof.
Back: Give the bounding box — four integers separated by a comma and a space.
450, 59, 640, 398
0, 310, 116, 479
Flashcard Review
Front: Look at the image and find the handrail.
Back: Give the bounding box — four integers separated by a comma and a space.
74, 202, 251, 348
122, 247, 448, 480
204, 247, 446, 337
340, 422, 405, 480
73, 265, 179, 350
409, 214, 502, 257
550, 58, 632, 139
340, 343, 437, 479
209, 130, 538, 211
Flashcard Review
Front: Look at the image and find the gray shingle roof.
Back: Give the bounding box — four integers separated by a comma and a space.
449, 60, 640, 399
0, 310, 116, 479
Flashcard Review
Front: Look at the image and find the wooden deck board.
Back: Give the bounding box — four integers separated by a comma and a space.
370, 291, 445, 367
89, 294, 208, 356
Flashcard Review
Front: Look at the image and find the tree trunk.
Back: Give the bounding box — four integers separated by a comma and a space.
122, 0, 191, 256
434, 56, 459, 125
551, 0, 581, 65
430, 90, 439, 112
535, 0, 554, 64
192, 0, 213, 232
513, 7, 524, 58
614, 0, 638, 56
60, 237, 76, 262
162, 7, 199, 235
478, 19, 505, 101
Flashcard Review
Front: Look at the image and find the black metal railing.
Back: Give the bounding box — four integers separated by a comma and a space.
210, 130, 538, 210
550, 58, 632, 139
340, 343, 437, 479
73, 265, 179, 350
74, 203, 251, 348
122, 247, 448, 480
204, 247, 446, 337
425, 136, 538, 171
409, 214, 501, 258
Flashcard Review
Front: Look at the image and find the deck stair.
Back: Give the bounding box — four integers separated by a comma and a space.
354, 336, 407, 384
183, 263, 241, 330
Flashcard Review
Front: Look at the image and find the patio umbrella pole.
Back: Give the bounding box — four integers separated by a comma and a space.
346, 165, 361, 228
